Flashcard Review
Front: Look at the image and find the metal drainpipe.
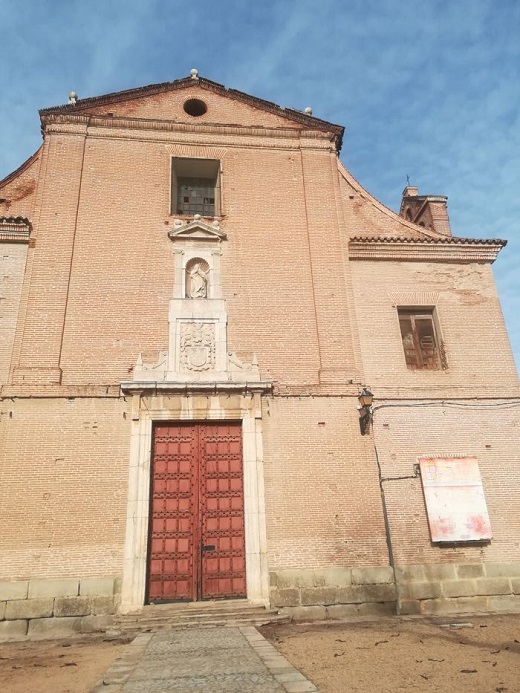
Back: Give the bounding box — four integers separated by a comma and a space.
371, 420, 401, 616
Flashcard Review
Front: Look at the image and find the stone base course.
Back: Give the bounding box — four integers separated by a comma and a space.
271, 563, 520, 619
398, 562, 520, 615
270, 566, 397, 616
0, 576, 120, 639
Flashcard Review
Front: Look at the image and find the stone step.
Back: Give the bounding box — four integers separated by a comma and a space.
114, 603, 289, 633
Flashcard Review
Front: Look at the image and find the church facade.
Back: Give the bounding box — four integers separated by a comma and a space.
1, 73, 519, 637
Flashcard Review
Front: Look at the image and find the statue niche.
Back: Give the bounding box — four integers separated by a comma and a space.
185, 257, 209, 298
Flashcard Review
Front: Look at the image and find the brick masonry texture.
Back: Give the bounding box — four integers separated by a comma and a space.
0, 77, 519, 624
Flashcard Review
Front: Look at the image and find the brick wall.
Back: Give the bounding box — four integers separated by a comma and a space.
350, 259, 519, 392
0, 397, 130, 580
0, 242, 28, 384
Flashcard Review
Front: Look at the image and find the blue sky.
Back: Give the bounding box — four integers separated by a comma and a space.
1, 0, 519, 371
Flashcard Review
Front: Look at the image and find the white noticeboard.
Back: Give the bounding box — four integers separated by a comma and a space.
418, 457, 492, 543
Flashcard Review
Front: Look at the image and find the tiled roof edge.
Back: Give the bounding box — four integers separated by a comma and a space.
350, 236, 507, 246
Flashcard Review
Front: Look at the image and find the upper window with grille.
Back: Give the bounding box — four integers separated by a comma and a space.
398, 308, 446, 370
171, 158, 221, 217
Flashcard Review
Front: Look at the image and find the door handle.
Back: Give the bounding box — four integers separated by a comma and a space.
202, 545, 216, 552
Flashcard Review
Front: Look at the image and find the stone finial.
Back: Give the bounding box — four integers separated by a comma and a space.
304, 107, 313, 115
190, 68, 199, 79
68, 91, 78, 105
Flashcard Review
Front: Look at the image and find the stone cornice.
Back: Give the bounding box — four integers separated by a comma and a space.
120, 381, 273, 395
40, 113, 336, 149
0, 217, 31, 243
349, 236, 506, 263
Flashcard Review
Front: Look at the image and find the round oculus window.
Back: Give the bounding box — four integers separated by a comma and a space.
183, 98, 207, 117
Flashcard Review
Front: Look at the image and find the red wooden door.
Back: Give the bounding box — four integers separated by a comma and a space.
147, 422, 246, 602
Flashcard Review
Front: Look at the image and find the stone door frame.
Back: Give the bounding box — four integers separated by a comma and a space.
119, 382, 270, 613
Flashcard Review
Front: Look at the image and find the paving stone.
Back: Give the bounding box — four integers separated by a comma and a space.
96, 625, 313, 693
284, 682, 318, 692
130, 649, 267, 678
124, 673, 284, 692
275, 671, 310, 682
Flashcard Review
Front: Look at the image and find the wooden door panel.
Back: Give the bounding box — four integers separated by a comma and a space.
200, 423, 246, 600
148, 424, 197, 602
148, 422, 245, 602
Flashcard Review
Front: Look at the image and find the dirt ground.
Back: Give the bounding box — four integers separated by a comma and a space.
0, 633, 129, 693
261, 614, 520, 693
0, 615, 518, 692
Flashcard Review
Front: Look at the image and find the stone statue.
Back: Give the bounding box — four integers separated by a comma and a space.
188, 263, 208, 298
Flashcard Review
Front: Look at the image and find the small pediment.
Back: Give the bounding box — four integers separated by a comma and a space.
168, 217, 227, 242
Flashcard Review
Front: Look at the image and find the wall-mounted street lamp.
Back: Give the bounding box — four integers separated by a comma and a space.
358, 388, 374, 435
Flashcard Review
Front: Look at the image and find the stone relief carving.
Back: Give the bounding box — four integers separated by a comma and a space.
228, 351, 258, 373
188, 263, 208, 298
135, 351, 168, 372
180, 322, 215, 371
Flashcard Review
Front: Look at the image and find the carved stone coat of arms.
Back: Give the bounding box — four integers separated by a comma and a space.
179, 322, 216, 372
